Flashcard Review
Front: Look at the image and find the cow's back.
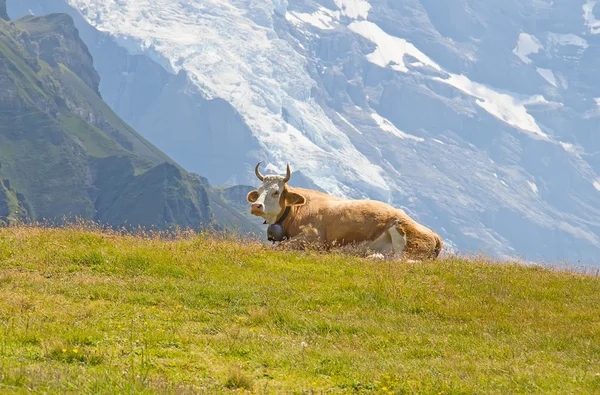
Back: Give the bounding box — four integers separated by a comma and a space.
289, 189, 415, 245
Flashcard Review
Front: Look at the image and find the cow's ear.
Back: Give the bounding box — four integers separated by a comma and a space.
247, 190, 259, 203
286, 191, 306, 206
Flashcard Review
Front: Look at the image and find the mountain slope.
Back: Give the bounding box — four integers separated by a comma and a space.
9, 0, 600, 263
0, 10, 258, 233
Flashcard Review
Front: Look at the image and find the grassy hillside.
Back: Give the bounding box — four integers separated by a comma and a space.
0, 226, 599, 394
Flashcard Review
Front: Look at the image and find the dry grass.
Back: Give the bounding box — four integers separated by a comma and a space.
0, 224, 599, 394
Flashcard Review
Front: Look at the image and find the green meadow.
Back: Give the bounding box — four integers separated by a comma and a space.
0, 225, 599, 394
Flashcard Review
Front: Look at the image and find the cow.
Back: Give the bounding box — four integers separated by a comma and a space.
247, 162, 443, 261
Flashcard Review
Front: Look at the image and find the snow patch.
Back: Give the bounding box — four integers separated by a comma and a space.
371, 113, 425, 142
595, 98, 600, 107
349, 21, 442, 73
350, 21, 547, 139
432, 139, 445, 145
594, 179, 600, 192
527, 181, 539, 195
286, 9, 338, 30
583, 1, 600, 34
337, 112, 362, 134
536, 68, 558, 87
513, 33, 543, 64
334, 0, 371, 20
522, 95, 560, 107
437, 74, 549, 139
547, 33, 589, 49
560, 141, 578, 154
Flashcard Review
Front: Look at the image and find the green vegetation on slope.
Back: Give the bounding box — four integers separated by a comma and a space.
14, 14, 171, 164
209, 184, 264, 235
0, 14, 257, 232
0, 226, 598, 394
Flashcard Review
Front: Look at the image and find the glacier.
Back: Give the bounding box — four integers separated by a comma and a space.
8, 0, 600, 265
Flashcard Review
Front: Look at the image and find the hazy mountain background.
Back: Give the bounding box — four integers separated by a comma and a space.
0, 2, 261, 234
6, 0, 600, 265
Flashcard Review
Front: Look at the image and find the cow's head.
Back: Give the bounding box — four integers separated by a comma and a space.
247, 162, 306, 224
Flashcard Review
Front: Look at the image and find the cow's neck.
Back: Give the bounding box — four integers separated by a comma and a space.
264, 206, 291, 225
263, 216, 277, 225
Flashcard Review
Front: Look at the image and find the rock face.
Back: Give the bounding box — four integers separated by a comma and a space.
16, 14, 100, 94
8, 0, 600, 264
7, 0, 264, 185
0, 13, 255, 231
0, 0, 7, 21
90, 158, 213, 229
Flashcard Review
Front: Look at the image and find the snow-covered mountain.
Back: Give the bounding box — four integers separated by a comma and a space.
9, 0, 600, 264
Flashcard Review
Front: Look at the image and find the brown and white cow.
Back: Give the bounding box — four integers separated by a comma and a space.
247, 162, 443, 261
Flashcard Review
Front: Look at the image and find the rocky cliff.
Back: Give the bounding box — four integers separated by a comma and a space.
0, 0, 7, 21
0, 12, 257, 232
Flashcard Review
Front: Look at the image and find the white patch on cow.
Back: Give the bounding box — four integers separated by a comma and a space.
367, 253, 385, 260
388, 225, 407, 258
513, 33, 543, 64
248, 175, 287, 224
367, 227, 393, 254
371, 113, 424, 142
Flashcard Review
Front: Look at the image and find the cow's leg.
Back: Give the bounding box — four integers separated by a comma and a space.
280, 225, 322, 250
367, 230, 393, 259
285, 235, 316, 249
365, 225, 406, 261
388, 224, 407, 260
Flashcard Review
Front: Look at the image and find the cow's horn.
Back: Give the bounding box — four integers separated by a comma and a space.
283, 164, 291, 183
255, 162, 264, 181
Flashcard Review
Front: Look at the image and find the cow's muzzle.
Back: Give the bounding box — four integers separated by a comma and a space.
250, 203, 264, 215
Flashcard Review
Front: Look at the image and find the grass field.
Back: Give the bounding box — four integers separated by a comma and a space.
0, 225, 599, 394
